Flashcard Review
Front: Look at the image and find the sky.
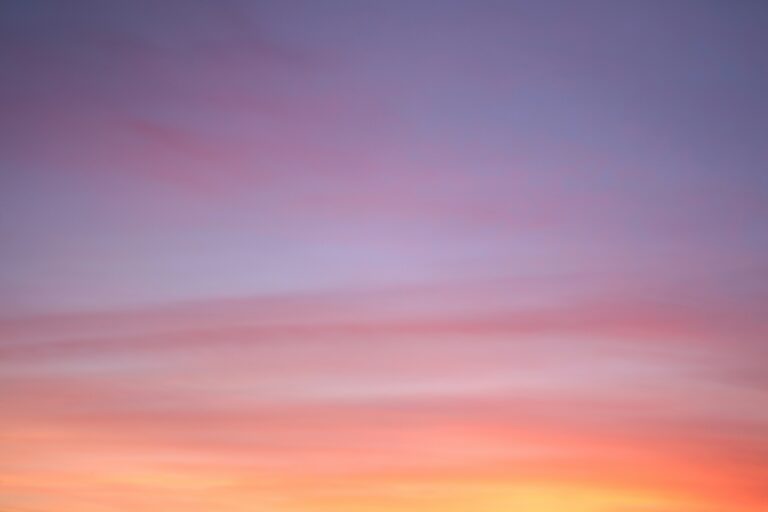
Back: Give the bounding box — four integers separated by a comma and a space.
1, 1, 767, 511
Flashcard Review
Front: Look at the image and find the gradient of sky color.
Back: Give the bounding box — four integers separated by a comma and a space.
1, 1, 767, 511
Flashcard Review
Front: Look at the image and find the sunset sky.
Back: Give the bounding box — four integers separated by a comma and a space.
1, 1, 767, 511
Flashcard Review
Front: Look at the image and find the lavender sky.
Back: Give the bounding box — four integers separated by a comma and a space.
1, 1, 767, 511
